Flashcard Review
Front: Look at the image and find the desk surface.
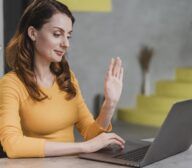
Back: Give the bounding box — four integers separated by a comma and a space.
0, 122, 191, 168
0, 147, 192, 168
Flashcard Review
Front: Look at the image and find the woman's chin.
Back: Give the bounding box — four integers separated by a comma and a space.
51, 57, 63, 63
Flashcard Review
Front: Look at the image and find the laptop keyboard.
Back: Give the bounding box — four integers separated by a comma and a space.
114, 145, 150, 162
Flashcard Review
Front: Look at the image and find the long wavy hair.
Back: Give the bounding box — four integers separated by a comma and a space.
6, 0, 77, 101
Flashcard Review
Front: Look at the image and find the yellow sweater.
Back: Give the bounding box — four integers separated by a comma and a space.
0, 71, 111, 158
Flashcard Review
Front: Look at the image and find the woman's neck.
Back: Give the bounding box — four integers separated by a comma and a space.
34, 56, 55, 88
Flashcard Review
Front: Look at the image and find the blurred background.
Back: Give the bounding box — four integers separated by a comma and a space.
1, 0, 192, 130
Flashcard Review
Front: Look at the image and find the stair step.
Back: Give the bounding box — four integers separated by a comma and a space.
156, 80, 192, 98
117, 67, 192, 127
176, 67, 192, 82
117, 108, 167, 127
137, 95, 185, 112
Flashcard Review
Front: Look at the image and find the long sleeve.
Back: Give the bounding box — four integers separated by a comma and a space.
71, 72, 112, 140
0, 76, 45, 158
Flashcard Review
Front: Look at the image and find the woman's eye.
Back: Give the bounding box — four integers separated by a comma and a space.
53, 33, 61, 37
67, 36, 72, 39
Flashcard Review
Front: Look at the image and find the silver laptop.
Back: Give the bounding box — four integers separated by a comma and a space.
79, 100, 192, 167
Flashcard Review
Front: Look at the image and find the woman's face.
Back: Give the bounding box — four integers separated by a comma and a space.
32, 13, 73, 63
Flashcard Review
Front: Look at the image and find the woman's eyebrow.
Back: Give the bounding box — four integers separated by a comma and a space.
53, 26, 73, 34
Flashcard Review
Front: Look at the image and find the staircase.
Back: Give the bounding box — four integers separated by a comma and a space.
117, 67, 192, 127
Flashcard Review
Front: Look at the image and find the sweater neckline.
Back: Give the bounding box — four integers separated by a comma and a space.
39, 81, 57, 91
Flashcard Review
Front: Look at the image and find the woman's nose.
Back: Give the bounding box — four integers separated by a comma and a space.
61, 38, 70, 48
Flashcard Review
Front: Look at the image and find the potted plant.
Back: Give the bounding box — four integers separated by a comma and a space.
138, 45, 154, 96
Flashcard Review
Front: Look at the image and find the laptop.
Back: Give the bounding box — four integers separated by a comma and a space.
79, 99, 192, 167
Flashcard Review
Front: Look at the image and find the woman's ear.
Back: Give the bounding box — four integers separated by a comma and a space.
28, 26, 37, 42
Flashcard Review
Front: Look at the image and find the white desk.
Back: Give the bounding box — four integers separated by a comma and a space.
0, 147, 192, 168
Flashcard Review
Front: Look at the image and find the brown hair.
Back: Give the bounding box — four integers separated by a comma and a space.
6, 0, 76, 101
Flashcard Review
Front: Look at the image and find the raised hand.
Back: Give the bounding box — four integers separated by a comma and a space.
104, 57, 124, 106
95, 57, 124, 129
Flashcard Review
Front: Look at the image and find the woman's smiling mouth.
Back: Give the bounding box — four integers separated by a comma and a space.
54, 50, 64, 57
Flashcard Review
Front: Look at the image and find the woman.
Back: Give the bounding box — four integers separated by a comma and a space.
0, 0, 124, 158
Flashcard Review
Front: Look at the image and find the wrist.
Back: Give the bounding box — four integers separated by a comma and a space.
104, 99, 117, 109
79, 141, 91, 153
78, 142, 86, 153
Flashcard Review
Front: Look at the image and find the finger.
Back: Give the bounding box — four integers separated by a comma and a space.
109, 132, 125, 142
113, 57, 122, 77
116, 61, 123, 79
108, 133, 125, 144
116, 58, 122, 77
119, 67, 124, 81
108, 139, 125, 149
114, 136, 125, 145
105, 69, 110, 81
108, 58, 115, 76
112, 57, 118, 76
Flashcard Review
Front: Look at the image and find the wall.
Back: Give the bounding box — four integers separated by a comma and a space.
1, 0, 192, 114
69, 0, 192, 113
0, 0, 3, 76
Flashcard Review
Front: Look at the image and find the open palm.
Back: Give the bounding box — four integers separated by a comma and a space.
104, 57, 123, 104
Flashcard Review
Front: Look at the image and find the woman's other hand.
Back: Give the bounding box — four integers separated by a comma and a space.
82, 132, 125, 153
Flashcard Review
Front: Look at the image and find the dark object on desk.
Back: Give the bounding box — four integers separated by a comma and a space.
0, 144, 7, 158
94, 94, 104, 118
79, 99, 192, 167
